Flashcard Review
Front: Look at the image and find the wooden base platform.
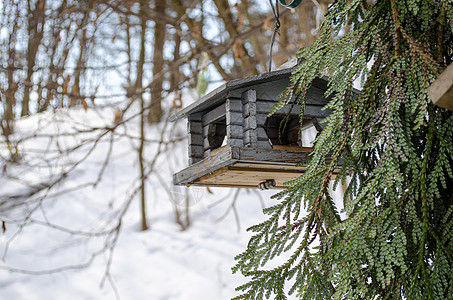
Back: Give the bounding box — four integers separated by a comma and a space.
174, 145, 319, 189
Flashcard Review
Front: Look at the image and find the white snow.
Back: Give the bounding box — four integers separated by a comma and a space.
0, 102, 285, 300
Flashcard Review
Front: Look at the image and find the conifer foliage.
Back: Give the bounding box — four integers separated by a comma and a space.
233, 0, 453, 299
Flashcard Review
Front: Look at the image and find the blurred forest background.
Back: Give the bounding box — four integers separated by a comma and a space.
1, 0, 330, 124
1, 0, 330, 228
0, 2, 331, 294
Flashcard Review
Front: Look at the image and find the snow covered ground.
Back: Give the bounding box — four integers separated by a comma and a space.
0, 102, 284, 300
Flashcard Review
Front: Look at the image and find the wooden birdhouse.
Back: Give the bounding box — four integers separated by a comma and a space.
170, 67, 334, 189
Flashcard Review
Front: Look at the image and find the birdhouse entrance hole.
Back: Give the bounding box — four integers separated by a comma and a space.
206, 118, 226, 151
265, 115, 308, 147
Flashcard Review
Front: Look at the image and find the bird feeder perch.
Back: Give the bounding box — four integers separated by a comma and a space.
170, 67, 335, 189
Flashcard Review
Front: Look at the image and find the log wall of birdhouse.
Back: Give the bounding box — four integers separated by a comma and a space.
186, 83, 332, 166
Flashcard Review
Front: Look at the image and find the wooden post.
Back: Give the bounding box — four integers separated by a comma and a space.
188, 114, 203, 164
226, 98, 244, 147
256, 110, 272, 149
242, 89, 258, 147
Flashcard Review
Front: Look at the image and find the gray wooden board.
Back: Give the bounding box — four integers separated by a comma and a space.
188, 121, 202, 134
188, 113, 202, 121
202, 124, 210, 136
226, 98, 242, 112
241, 89, 256, 104
255, 101, 332, 118
170, 67, 360, 122
243, 102, 257, 117
243, 129, 258, 146
188, 133, 203, 146
226, 111, 243, 126
202, 103, 226, 127
174, 146, 239, 185
189, 157, 203, 164
257, 140, 272, 149
188, 145, 204, 158
175, 146, 315, 185
227, 124, 243, 139
170, 68, 294, 122
229, 138, 244, 147
243, 116, 257, 130
175, 145, 342, 185
237, 147, 314, 165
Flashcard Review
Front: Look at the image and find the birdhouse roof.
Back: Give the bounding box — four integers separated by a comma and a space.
170, 67, 296, 122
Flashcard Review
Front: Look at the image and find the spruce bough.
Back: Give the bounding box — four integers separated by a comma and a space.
233, 0, 453, 299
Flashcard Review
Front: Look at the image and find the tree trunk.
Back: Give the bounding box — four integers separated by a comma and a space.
70, 14, 89, 108
171, 0, 231, 81
22, 0, 46, 116
148, 1, 166, 124
212, 0, 258, 76
138, 0, 149, 231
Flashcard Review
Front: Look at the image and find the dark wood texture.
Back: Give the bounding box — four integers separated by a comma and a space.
174, 145, 317, 186
173, 146, 239, 185
170, 67, 294, 122
242, 89, 258, 147
187, 115, 203, 164
202, 103, 226, 127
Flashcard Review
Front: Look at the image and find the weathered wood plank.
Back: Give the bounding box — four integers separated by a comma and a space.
256, 102, 331, 117
226, 111, 243, 126
241, 90, 257, 147
243, 129, 258, 146
188, 120, 202, 134
176, 144, 340, 186
237, 147, 314, 165
189, 157, 203, 164
188, 145, 204, 158
202, 103, 226, 127
227, 79, 333, 104
241, 89, 256, 105
233, 162, 307, 171
272, 145, 314, 152
188, 133, 203, 146
188, 113, 204, 163
243, 116, 257, 130
173, 146, 237, 185
227, 124, 243, 139
170, 67, 295, 122
193, 165, 304, 189
229, 138, 243, 147
243, 102, 257, 117
226, 98, 242, 112
257, 140, 272, 149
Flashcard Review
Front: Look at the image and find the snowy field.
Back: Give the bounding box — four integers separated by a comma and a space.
0, 102, 286, 300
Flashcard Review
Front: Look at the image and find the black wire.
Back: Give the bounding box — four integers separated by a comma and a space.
268, 0, 281, 72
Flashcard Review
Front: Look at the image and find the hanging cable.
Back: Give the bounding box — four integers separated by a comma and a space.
268, 0, 281, 72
